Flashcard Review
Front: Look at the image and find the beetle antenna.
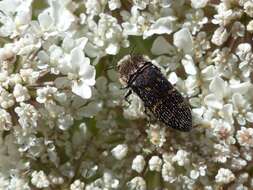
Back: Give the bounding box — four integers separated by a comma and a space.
106, 55, 118, 71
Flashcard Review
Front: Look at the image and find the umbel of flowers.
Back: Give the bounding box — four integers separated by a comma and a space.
0, 0, 253, 189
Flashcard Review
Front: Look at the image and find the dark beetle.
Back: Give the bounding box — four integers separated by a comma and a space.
117, 54, 192, 132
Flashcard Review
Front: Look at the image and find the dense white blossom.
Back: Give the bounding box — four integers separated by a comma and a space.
70, 179, 85, 190
31, 170, 50, 188
149, 156, 162, 172
132, 155, 145, 173
0, 0, 253, 189
172, 150, 190, 166
236, 127, 253, 148
111, 144, 128, 160
191, 0, 208, 9
215, 168, 235, 184
173, 28, 193, 54
127, 177, 146, 190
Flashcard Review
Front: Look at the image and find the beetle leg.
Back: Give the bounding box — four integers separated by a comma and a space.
124, 90, 132, 104
144, 107, 157, 126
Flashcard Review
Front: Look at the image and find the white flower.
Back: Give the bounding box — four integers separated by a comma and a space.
235, 43, 253, 78
47, 0, 75, 31
57, 113, 74, 130
231, 157, 247, 170
168, 72, 178, 85
9, 176, 31, 190
204, 76, 230, 109
183, 9, 208, 35
0, 108, 12, 130
0, 45, 16, 63
149, 156, 162, 172
31, 170, 50, 188
0, 87, 15, 109
143, 16, 177, 39
0, 0, 32, 37
191, 0, 208, 9
215, 168, 235, 184
85, 172, 119, 189
37, 10, 54, 32
190, 170, 199, 180
111, 144, 128, 160
85, 13, 129, 57
151, 36, 176, 55
236, 43, 252, 61
236, 127, 253, 148
172, 150, 189, 166
108, 0, 121, 11
36, 86, 66, 104
211, 26, 229, 46
15, 103, 39, 128
211, 119, 235, 144
20, 69, 40, 85
123, 93, 146, 120
213, 143, 231, 163
70, 179, 85, 190
173, 28, 193, 54
127, 177, 146, 190
133, 0, 149, 10
231, 21, 245, 38
247, 20, 253, 32
244, 1, 253, 17
59, 46, 96, 99
13, 84, 30, 102
162, 162, 176, 182
232, 93, 253, 125
132, 155, 145, 173
147, 124, 166, 147
103, 172, 120, 189
85, 0, 106, 15
182, 55, 197, 75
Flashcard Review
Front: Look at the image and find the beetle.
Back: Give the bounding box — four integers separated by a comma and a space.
117, 54, 192, 132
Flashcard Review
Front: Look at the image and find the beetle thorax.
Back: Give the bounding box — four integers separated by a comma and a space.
117, 54, 149, 86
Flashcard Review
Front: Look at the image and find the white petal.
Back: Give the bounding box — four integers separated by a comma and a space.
168, 72, 178, 85
106, 43, 119, 55
211, 26, 229, 46
237, 115, 246, 125
79, 64, 96, 85
182, 55, 197, 75
173, 28, 193, 54
85, 43, 101, 58
122, 23, 140, 36
72, 81, 92, 99
70, 47, 85, 71
151, 36, 175, 55
50, 0, 75, 31
191, 0, 208, 9
192, 107, 204, 117
230, 82, 253, 94
76, 37, 88, 50
62, 36, 75, 51
246, 112, 253, 123
232, 93, 246, 108
222, 104, 234, 124
201, 65, 216, 81
38, 11, 53, 30
143, 16, 176, 39
209, 76, 226, 98
204, 94, 223, 109
79, 101, 103, 118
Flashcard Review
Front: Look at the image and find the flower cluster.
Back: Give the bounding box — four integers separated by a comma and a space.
0, 0, 253, 189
